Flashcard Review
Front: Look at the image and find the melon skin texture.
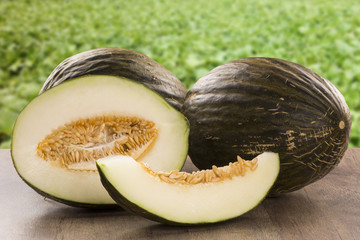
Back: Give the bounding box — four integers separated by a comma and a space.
11, 76, 189, 208
182, 57, 351, 195
97, 152, 280, 225
40, 48, 187, 111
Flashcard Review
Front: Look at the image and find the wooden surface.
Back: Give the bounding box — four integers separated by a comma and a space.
0, 149, 359, 240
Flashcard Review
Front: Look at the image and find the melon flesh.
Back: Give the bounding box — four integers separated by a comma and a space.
97, 152, 279, 224
11, 75, 189, 206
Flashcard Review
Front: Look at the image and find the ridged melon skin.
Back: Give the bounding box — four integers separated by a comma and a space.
40, 48, 187, 111
183, 58, 351, 195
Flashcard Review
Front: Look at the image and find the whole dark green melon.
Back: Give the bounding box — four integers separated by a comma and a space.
182, 57, 351, 195
40, 48, 187, 111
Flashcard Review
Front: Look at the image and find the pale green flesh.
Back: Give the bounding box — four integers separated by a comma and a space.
97, 152, 279, 224
11, 75, 189, 205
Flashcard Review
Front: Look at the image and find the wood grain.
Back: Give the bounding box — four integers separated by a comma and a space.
0, 149, 359, 240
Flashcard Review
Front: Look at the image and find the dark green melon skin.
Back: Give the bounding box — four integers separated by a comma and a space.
40, 48, 187, 111
183, 58, 351, 195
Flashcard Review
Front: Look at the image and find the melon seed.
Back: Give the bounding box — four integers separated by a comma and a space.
37, 115, 158, 172
141, 156, 258, 185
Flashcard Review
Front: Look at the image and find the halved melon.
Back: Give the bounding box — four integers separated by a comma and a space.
97, 152, 279, 225
11, 75, 189, 207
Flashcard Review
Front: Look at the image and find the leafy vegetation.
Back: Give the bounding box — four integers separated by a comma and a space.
1, 0, 359, 148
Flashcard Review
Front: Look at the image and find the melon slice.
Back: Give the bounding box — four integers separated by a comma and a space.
11, 75, 189, 207
96, 152, 279, 225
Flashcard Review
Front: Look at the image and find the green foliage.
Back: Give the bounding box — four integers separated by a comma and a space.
1, 0, 359, 148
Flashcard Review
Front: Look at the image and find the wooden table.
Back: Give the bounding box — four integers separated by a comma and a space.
0, 149, 359, 240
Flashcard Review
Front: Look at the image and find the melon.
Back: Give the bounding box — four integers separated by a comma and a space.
182, 58, 351, 195
97, 152, 280, 225
11, 76, 189, 207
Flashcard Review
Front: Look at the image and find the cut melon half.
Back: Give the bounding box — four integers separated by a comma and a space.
11, 75, 189, 207
96, 152, 279, 225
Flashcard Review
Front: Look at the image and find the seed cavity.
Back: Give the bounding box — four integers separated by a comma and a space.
37, 115, 158, 172
141, 156, 258, 185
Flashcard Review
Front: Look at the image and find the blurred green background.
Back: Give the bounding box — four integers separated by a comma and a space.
0, 0, 359, 148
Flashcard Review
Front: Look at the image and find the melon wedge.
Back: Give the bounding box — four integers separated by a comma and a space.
96, 152, 279, 225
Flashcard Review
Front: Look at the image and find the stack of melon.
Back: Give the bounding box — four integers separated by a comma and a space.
11, 48, 351, 225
